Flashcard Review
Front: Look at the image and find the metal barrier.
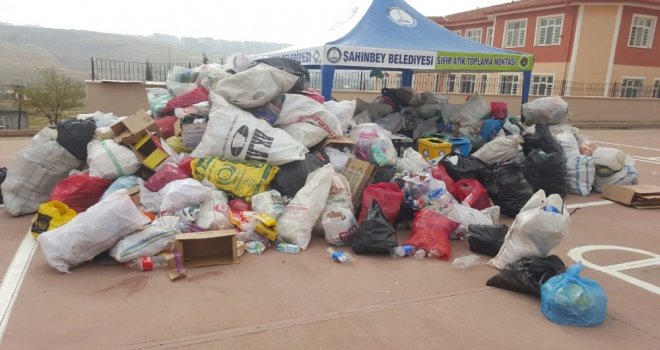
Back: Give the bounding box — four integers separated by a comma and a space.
91, 58, 194, 82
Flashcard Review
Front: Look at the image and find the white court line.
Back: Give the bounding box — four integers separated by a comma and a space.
631, 156, 660, 166
566, 200, 614, 209
0, 232, 37, 343
593, 140, 660, 152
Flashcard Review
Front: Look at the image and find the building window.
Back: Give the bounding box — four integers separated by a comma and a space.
654, 79, 660, 98
479, 74, 488, 94
465, 29, 482, 43
532, 75, 554, 96
0, 116, 8, 130
536, 15, 563, 46
446, 74, 457, 92
620, 78, 644, 98
498, 75, 519, 95
629, 15, 656, 48
486, 27, 494, 46
504, 19, 526, 48
460, 74, 476, 93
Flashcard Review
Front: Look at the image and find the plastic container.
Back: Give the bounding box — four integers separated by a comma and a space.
414, 249, 427, 260
277, 242, 301, 254
417, 138, 452, 160
326, 248, 355, 263
391, 245, 415, 258
129, 256, 167, 272
452, 254, 481, 269
446, 137, 472, 156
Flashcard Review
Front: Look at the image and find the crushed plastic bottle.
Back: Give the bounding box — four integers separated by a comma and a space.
391, 245, 415, 258
326, 247, 355, 263
128, 256, 167, 272
414, 249, 427, 260
452, 254, 481, 269
277, 242, 301, 254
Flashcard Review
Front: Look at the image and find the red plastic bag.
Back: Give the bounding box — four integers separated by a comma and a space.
229, 198, 251, 212
154, 116, 179, 139
455, 179, 491, 210
358, 182, 403, 225
144, 163, 190, 192
405, 208, 458, 260
491, 102, 508, 119
162, 87, 209, 116
431, 164, 458, 198
50, 174, 113, 213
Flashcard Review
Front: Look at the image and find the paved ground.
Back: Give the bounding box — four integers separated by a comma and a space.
0, 129, 658, 350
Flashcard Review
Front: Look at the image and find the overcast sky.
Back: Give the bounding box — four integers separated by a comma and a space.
0, 0, 508, 43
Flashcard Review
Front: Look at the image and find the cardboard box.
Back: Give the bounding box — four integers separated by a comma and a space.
94, 127, 115, 140
602, 184, 660, 209
181, 121, 207, 149
131, 133, 169, 170
174, 230, 238, 268
315, 135, 356, 151
342, 157, 376, 207
111, 109, 160, 145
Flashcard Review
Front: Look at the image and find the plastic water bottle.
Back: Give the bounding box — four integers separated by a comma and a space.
129, 256, 167, 272
391, 245, 415, 258
414, 249, 427, 260
326, 247, 355, 263
452, 254, 481, 269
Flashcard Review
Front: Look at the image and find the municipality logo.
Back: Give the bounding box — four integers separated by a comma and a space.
519, 55, 530, 69
387, 7, 417, 28
326, 47, 342, 64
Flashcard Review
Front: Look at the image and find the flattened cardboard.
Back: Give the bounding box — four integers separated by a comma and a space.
316, 135, 356, 151
602, 184, 660, 209
110, 109, 160, 145
342, 157, 375, 207
174, 230, 238, 268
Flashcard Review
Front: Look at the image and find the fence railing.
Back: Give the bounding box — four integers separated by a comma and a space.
91, 57, 194, 82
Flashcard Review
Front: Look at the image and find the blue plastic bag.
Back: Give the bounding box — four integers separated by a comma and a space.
101, 175, 139, 199
480, 118, 505, 141
540, 263, 607, 327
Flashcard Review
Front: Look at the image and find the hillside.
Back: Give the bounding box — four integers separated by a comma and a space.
0, 24, 288, 84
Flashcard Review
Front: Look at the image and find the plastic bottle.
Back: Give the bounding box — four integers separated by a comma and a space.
414, 249, 427, 260
129, 256, 168, 272
277, 242, 301, 254
452, 254, 481, 269
391, 245, 415, 258
326, 247, 355, 263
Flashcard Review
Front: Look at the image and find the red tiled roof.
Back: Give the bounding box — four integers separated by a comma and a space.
431, 0, 660, 24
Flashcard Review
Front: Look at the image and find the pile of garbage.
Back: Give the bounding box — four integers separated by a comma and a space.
0, 57, 620, 327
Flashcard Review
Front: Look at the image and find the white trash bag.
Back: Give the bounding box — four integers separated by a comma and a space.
87, 140, 141, 179
276, 93, 343, 139
191, 93, 307, 166
38, 189, 150, 273
566, 155, 595, 196
322, 208, 359, 246
213, 63, 298, 108
251, 189, 287, 219
279, 122, 328, 148
472, 135, 523, 165
196, 190, 233, 230
488, 190, 570, 270
278, 164, 334, 250
110, 216, 180, 263
159, 178, 213, 213
522, 96, 569, 124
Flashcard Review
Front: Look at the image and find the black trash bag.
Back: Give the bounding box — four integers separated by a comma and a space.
523, 149, 568, 197
522, 124, 563, 156
467, 223, 509, 257
486, 255, 566, 297
479, 161, 534, 217
372, 165, 398, 184
269, 152, 328, 197
251, 57, 310, 93
0, 166, 7, 204
351, 200, 398, 255
381, 88, 416, 112
56, 118, 97, 160
440, 155, 487, 180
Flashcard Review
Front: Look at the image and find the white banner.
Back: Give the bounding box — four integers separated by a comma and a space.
323, 45, 436, 69
264, 47, 325, 65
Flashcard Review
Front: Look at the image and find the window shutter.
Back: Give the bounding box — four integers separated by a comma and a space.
538, 27, 546, 45
553, 25, 561, 44
519, 27, 526, 46
506, 30, 513, 46
629, 27, 637, 46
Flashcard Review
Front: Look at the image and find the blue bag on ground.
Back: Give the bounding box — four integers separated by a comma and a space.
540, 263, 607, 327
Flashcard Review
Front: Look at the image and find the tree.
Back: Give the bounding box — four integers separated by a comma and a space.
145, 59, 154, 81
202, 53, 209, 64
22, 67, 85, 125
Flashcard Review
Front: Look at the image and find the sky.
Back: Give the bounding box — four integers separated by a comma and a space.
0, 0, 509, 44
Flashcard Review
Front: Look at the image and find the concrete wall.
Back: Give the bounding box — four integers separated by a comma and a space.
86, 81, 660, 127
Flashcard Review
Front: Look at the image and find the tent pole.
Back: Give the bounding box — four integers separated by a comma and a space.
521, 70, 532, 122
321, 65, 336, 101
401, 69, 413, 88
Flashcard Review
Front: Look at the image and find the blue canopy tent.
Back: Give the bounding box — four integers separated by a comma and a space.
257, 0, 534, 104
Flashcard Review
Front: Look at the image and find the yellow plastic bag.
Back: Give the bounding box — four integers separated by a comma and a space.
230, 210, 278, 241
191, 157, 278, 200
165, 136, 192, 154
31, 200, 77, 238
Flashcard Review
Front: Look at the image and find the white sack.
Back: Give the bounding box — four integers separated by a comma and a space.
279, 122, 328, 148
324, 100, 356, 134
38, 189, 150, 273
213, 63, 298, 108
138, 178, 162, 213
110, 216, 180, 263
314, 172, 354, 232
166, 66, 199, 96
87, 140, 141, 179
1, 128, 82, 216
322, 208, 359, 246
196, 190, 233, 230
191, 93, 307, 166
593, 164, 639, 193
472, 135, 523, 164
551, 126, 580, 160
251, 189, 286, 219
324, 147, 351, 173
159, 178, 212, 213
278, 164, 334, 250
592, 147, 628, 172
276, 94, 343, 138
522, 96, 569, 124
397, 148, 430, 173
488, 190, 570, 270
566, 155, 595, 196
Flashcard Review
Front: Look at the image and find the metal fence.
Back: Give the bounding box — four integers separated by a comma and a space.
91, 58, 194, 82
